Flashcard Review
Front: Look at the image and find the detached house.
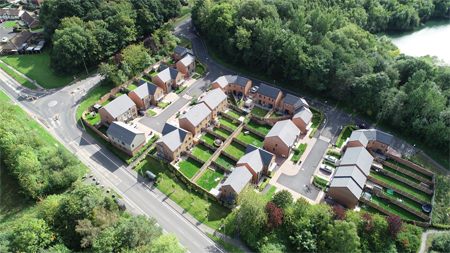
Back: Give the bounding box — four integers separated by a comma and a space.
0, 9, 22, 20
179, 103, 212, 136
99, 95, 137, 125
21, 11, 40, 29
264, 120, 300, 158
156, 123, 193, 161
221, 166, 252, 205
152, 65, 184, 94
211, 75, 252, 96
106, 121, 146, 156
176, 54, 195, 77
198, 89, 227, 119
236, 145, 276, 184
128, 80, 164, 110
172, 46, 193, 61
292, 106, 313, 134
255, 84, 282, 109
346, 129, 394, 155
282, 94, 308, 115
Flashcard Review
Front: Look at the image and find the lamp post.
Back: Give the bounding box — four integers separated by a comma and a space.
81, 55, 89, 76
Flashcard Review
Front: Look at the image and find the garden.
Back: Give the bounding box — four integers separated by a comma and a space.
141, 75, 153, 83
191, 144, 214, 162
246, 120, 272, 135
250, 106, 269, 117
201, 133, 216, 146
213, 127, 232, 138
386, 160, 432, 181
178, 158, 203, 179
236, 131, 264, 147
269, 111, 284, 118
291, 143, 307, 162
157, 101, 170, 109
336, 125, 358, 148
382, 165, 421, 185
127, 83, 138, 91
224, 142, 247, 160
196, 169, 224, 191
214, 154, 237, 170
379, 188, 428, 215
85, 112, 101, 125
147, 109, 157, 115
369, 194, 425, 221
218, 116, 240, 130
226, 110, 244, 119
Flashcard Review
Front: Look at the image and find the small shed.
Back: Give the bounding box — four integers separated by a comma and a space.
93, 104, 102, 112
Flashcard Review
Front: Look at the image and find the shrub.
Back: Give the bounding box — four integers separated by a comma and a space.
174, 85, 187, 94
430, 232, 450, 252
190, 98, 198, 106
272, 190, 293, 209
313, 175, 329, 191
258, 178, 270, 192
327, 150, 342, 159
125, 134, 159, 164
308, 106, 324, 138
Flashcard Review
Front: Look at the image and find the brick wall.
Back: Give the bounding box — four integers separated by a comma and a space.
82, 118, 110, 142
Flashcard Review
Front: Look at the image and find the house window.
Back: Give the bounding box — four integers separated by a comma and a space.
189, 137, 191, 140
132, 108, 135, 113
273, 148, 275, 151
159, 146, 163, 152
285, 104, 288, 107
259, 95, 261, 98
122, 141, 125, 145
241, 87, 243, 90
185, 141, 187, 144
275, 144, 277, 147
132, 144, 134, 147
166, 150, 168, 154
106, 116, 108, 119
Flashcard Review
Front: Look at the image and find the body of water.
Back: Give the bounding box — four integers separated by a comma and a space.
377, 19, 450, 64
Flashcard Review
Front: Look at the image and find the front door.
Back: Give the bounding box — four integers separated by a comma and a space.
259, 100, 261, 105
285, 109, 289, 114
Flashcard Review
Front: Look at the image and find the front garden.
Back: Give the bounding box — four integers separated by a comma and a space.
178, 158, 203, 179
224, 142, 247, 160
246, 120, 272, 135
191, 145, 214, 162
336, 125, 358, 148
291, 143, 307, 162
158, 101, 170, 109
236, 131, 264, 147
196, 169, 224, 191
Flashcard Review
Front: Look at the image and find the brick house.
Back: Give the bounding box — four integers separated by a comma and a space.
264, 120, 300, 158
156, 123, 193, 161
346, 129, 394, 155
211, 75, 252, 96
21, 11, 40, 29
1, 30, 33, 54
281, 94, 308, 115
99, 95, 137, 125
176, 54, 195, 77
172, 46, 193, 61
236, 145, 276, 184
106, 121, 146, 156
220, 166, 252, 205
179, 103, 212, 136
327, 165, 367, 209
152, 65, 184, 94
292, 106, 313, 134
255, 84, 282, 109
128, 80, 164, 110
198, 89, 227, 119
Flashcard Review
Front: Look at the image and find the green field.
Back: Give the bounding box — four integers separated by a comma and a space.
0, 62, 37, 89
178, 158, 203, 179
192, 145, 214, 162
201, 133, 216, 146
227, 110, 243, 119
246, 120, 272, 135
215, 154, 237, 170
213, 127, 232, 138
218, 116, 240, 130
1, 51, 82, 89
224, 142, 246, 160
236, 131, 264, 147
250, 106, 269, 117
196, 170, 224, 191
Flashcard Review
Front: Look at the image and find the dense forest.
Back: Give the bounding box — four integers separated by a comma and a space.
235, 188, 423, 252
192, 0, 450, 160
39, 0, 182, 74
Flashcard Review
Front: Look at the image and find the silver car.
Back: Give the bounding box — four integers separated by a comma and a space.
320, 164, 333, 173
251, 86, 259, 93
324, 155, 338, 164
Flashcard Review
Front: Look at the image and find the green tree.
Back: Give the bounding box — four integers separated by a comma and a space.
323, 220, 360, 252
119, 215, 163, 248
93, 227, 121, 252
430, 232, 450, 252
12, 218, 54, 252
151, 234, 188, 253
271, 189, 293, 209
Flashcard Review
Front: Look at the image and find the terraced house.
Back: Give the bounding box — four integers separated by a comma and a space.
152, 65, 184, 94
156, 123, 193, 161
211, 75, 252, 96
255, 83, 283, 109
179, 103, 212, 136
106, 121, 146, 156
128, 80, 164, 110
264, 120, 300, 158
99, 95, 137, 125
198, 89, 227, 119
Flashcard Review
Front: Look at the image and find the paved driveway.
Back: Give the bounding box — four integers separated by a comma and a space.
0, 22, 17, 42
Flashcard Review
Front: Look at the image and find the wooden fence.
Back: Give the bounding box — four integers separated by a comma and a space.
204, 128, 227, 141
378, 192, 430, 221
82, 118, 110, 142
377, 165, 433, 194
186, 150, 206, 165
232, 137, 248, 148
376, 157, 433, 186
384, 155, 435, 178
367, 176, 429, 204
211, 160, 233, 173
220, 111, 243, 123
243, 125, 267, 138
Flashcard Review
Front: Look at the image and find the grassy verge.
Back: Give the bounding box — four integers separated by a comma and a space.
336, 125, 357, 148
224, 142, 247, 160
0, 62, 38, 89
178, 38, 191, 48
178, 158, 202, 179
192, 73, 200, 79
147, 109, 157, 116
196, 170, 224, 191
201, 133, 216, 146
206, 232, 244, 253
250, 106, 269, 117
195, 60, 206, 75
236, 131, 264, 147
313, 175, 329, 191
158, 102, 170, 109
76, 84, 112, 122
192, 144, 214, 162
213, 127, 232, 138
215, 154, 237, 170
0, 89, 11, 101
308, 106, 324, 137
176, 13, 192, 25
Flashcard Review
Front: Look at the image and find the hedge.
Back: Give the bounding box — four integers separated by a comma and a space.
174, 85, 187, 94
291, 143, 308, 162
308, 106, 324, 138
258, 178, 270, 192
432, 223, 450, 230
335, 125, 358, 148
126, 134, 159, 164
313, 175, 329, 191
327, 150, 342, 159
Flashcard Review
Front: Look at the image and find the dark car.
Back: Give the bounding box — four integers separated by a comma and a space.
358, 123, 367, 129
138, 110, 145, 116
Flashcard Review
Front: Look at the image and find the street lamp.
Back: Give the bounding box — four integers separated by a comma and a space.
81, 55, 89, 76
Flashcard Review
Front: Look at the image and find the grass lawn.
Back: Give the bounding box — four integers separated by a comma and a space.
213, 127, 232, 138
370, 172, 432, 203
178, 38, 191, 48
206, 232, 244, 253
31, 27, 44, 32
192, 73, 200, 79
250, 106, 269, 117
179, 6, 191, 17
196, 65, 206, 75
147, 109, 157, 116
166, 58, 175, 64
3, 21, 18, 28
178, 158, 202, 179
238, 100, 244, 107
370, 194, 425, 221
85, 112, 101, 125
310, 117, 321, 129
1, 51, 82, 89
264, 186, 277, 202
291, 143, 307, 162
215, 154, 237, 170
0, 89, 11, 101
224, 142, 246, 160
196, 170, 224, 191
358, 201, 388, 217
246, 120, 272, 135
382, 165, 421, 185
140, 156, 231, 231
226, 110, 243, 119
192, 145, 214, 162
101, 99, 112, 106
0, 62, 37, 89
201, 133, 216, 146
337, 126, 355, 148
379, 189, 427, 215
269, 112, 284, 118
387, 159, 432, 181
141, 76, 153, 83
236, 131, 264, 147
158, 102, 170, 109
97, 125, 108, 136
127, 84, 138, 91
76, 84, 112, 122
176, 13, 192, 24
218, 116, 240, 130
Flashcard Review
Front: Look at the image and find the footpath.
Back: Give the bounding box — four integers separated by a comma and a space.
0, 59, 45, 90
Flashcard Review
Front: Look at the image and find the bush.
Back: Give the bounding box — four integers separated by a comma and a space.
190, 98, 198, 106
327, 150, 342, 159
430, 232, 450, 252
174, 85, 187, 94
258, 178, 270, 192
313, 175, 329, 191
125, 134, 159, 164
308, 106, 324, 137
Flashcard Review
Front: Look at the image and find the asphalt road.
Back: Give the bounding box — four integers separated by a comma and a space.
0, 22, 17, 41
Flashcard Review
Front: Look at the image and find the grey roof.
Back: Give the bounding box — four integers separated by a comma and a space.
102, 95, 136, 119
293, 106, 313, 125
348, 130, 369, 147
156, 123, 189, 151
223, 166, 252, 194
359, 129, 394, 145
330, 177, 363, 199
174, 46, 193, 58
106, 121, 144, 145
257, 83, 281, 99
213, 75, 250, 89
180, 103, 211, 127
340, 147, 373, 176
157, 65, 180, 83
198, 89, 227, 111
237, 145, 274, 173
179, 54, 195, 66
132, 80, 159, 99
266, 120, 300, 147
334, 165, 367, 189
284, 94, 308, 108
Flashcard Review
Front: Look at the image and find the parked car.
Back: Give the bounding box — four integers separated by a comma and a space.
358, 123, 367, 129
114, 198, 126, 211
324, 155, 338, 164
138, 110, 145, 116
251, 86, 259, 93
2, 37, 8, 43
320, 164, 333, 173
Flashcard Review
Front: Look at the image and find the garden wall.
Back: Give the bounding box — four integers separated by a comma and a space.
385, 155, 435, 178
232, 137, 248, 148
82, 118, 110, 142
243, 125, 267, 138
219, 124, 234, 133
186, 151, 206, 165
204, 128, 227, 141
376, 158, 433, 185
